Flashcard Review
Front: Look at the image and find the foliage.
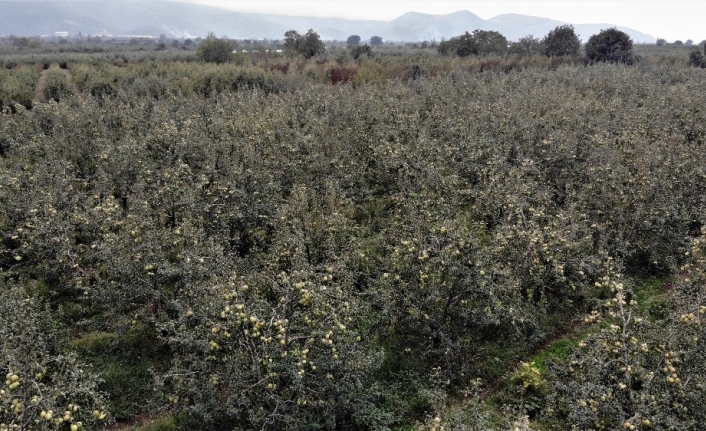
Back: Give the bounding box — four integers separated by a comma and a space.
370, 36, 383, 46
347, 35, 361, 46
1, 45, 706, 430
42, 66, 74, 102
195, 33, 233, 64
0, 282, 109, 431
350, 44, 373, 60
8, 36, 41, 49
0, 65, 37, 110
544, 238, 706, 429
284, 29, 325, 59
509, 35, 544, 57
328, 65, 358, 85
193, 64, 275, 96
542, 25, 581, 57
511, 362, 545, 392
437, 30, 508, 57
585, 28, 636, 64
158, 239, 386, 429
689, 49, 705, 68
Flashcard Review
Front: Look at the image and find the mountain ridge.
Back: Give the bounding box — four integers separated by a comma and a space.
0, 0, 657, 43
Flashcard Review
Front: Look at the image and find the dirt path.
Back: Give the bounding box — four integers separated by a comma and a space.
106, 413, 152, 431
32, 70, 48, 102
33, 68, 81, 102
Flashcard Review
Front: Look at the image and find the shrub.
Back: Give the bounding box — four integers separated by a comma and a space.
438, 30, 508, 57
0, 74, 33, 110
194, 65, 275, 96
156, 187, 387, 429
689, 49, 705, 68
353, 64, 384, 86
0, 282, 110, 430
370, 36, 383, 46
543, 25, 581, 57
42, 66, 74, 102
509, 35, 544, 57
347, 35, 361, 47
284, 29, 325, 59
329, 65, 358, 85
545, 236, 706, 429
585, 28, 636, 64
350, 44, 373, 60
88, 79, 117, 99
196, 33, 233, 64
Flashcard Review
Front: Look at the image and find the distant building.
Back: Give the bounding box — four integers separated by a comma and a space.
114, 35, 154, 39
55, 31, 69, 37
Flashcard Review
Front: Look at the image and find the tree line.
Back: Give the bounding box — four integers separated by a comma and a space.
438, 25, 637, 63
196, 25, 638, 65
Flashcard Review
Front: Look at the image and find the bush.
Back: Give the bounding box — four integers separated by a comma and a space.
0, 73, 34, 110
347, 35, 361, 47
196, 33, 233, 64
0, 282, 110, 430
545, 235, 706, 429
509, 35, 544, 57
350, 44, 373, 60
194, 65, 275, 96
329, 65, 358, 85
157, 193, 387, 429
689, 49, 705, 68
42, 67, 74, 102
438, 30, 508, 57
88, 79, 117, 99
585, 28, 636, 64
284, 29, 325, 60
543, 25, 581, 57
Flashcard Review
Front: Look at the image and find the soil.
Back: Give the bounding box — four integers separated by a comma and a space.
107, 413, 153, 431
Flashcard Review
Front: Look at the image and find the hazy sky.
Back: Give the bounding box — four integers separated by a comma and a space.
178, 0, 706, 41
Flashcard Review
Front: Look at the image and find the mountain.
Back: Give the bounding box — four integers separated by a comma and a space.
486, 14, 567, 40
385, 11, 486, 41
485, 14, 655, 45
0, 0, 657, 43
572, 24, 655, 45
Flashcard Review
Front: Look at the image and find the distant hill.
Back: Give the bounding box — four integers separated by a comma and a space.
485, 14, 655, 44
0, 0, 657, 43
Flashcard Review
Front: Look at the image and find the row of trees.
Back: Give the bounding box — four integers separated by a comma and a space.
197, 29, 328, 63
657, 38, 706, 46
346, 35, 383, 46
194, 26, 642, 65
439, 25, 636, 64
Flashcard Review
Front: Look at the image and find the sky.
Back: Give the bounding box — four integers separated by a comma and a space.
177, 0, 706, 42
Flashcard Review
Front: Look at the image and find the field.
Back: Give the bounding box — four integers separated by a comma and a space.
1, 40, 706, 431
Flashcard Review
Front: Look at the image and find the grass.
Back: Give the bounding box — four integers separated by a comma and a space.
530, 278, 669, 371
530, 329, 592, 371
633, 277, 670, 319
459, 277, 673, 430
68, 328, 170, 420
